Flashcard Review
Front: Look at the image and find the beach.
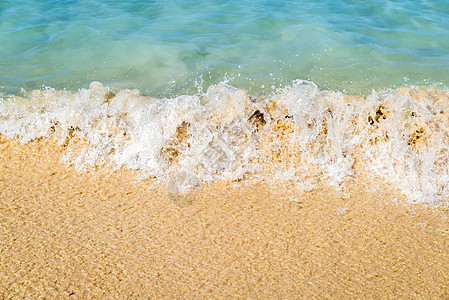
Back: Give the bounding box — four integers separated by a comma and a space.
2, 0, 449, 298
2, 135, 449, 298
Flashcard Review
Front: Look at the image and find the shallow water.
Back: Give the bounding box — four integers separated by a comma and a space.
1, 0, 448, 95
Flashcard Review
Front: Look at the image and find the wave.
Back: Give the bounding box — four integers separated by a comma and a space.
1, 80, 449, 204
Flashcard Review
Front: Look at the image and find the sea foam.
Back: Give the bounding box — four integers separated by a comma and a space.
1, 80, 449, 203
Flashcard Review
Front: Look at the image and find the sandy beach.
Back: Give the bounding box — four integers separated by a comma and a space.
2, 0, 449, 297
1, 135, 449, 298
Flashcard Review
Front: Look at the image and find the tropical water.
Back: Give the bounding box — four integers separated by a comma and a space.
1, 0, 448, 96
1, 0, 449, 204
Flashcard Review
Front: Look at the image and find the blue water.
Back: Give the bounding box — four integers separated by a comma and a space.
1, 0, 449, 96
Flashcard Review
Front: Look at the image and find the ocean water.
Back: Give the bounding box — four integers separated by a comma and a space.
1, 0, 448, 95
1, 0, 449, 204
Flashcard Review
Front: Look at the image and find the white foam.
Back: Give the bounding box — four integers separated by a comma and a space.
1, 80, 449, 204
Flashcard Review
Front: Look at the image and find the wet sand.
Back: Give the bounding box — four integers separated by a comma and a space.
1, 136, 449, 298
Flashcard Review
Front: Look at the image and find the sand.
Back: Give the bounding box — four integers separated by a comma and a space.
1, 136, 449, 299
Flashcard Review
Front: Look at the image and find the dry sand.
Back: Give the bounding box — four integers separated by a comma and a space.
1, 135, 449, 299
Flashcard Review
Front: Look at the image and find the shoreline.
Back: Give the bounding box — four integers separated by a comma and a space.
1, 137, 449, 298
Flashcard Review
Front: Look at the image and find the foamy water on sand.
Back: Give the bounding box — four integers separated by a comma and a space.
2, 0, 449, 205
1, 80, 449, 204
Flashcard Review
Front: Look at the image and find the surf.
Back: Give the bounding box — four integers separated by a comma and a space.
1, 80, 449, 204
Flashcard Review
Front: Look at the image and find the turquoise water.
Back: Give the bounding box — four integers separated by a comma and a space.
1, 0, 449, 96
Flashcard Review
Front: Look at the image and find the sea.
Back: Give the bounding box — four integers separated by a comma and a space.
1, 0, 449, 203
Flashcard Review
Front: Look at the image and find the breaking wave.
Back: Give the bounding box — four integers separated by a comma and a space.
1, 80, 449, 204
